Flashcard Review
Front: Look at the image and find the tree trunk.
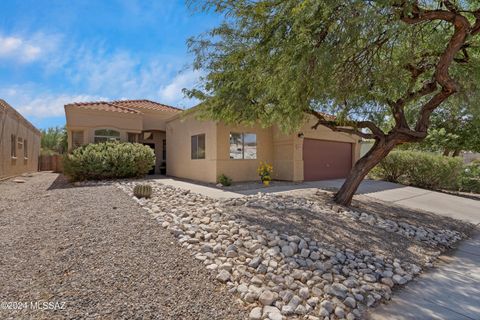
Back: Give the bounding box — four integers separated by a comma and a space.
334, 139, 398, 206
452, 149, 461, 157
443, 149, 450, 156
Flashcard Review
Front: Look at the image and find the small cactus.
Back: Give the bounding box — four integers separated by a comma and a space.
133, 184, 152, 199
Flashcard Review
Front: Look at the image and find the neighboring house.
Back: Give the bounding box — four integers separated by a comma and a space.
65, 99, 360, 182
0, 99, 41, 179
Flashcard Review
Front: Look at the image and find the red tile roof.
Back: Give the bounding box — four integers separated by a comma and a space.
112, 99, 182, 112
65, 99, 182, 114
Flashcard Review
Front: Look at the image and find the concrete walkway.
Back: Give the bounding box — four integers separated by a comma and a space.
368, 229, 480, 320
151, 177, 243, 199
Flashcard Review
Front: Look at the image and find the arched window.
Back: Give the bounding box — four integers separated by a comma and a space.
94, 129, 120, 143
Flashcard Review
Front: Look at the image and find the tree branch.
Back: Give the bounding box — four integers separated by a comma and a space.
400, 3, 471, 133
442, 0, 458, 13
307, 110, 383, 140
471, 10, 480, 35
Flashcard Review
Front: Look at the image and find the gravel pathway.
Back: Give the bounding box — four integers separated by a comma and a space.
0, 172, 246, 320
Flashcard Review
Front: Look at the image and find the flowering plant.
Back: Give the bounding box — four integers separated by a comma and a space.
257, 161, 273, 182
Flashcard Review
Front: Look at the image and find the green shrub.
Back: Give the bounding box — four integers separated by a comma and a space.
40, 148, 60, 156
63, 142, 155, 181
369, 151, 413, 182
371, 150, 464, 190
405, 152, 463, 190
217, 173, 232, 186
459, 161, 480, 193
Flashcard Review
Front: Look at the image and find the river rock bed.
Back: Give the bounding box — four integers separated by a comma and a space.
115, 181, 463, 320
229, 192, 462, 248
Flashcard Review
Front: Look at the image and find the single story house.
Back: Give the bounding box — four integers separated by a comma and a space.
65, 99, 360, 182
0, 99, 41, 179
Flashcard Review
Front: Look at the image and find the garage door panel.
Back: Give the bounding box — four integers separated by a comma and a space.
303, 139, 352, 181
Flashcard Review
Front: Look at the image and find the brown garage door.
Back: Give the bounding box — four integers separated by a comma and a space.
303, 139, 352, 181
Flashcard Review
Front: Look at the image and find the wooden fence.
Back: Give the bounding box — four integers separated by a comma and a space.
39, 154, 63, 172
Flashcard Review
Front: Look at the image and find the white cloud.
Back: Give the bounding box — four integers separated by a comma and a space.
18, 94, 105, 118
159, 70, 202, 107
65, 46, 200, 108
0, 87, 104, 118
1, 32, 202, 123
0, 37, 22, 54
0, 34, 53, 63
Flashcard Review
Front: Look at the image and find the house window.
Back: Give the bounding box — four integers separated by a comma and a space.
128, 132, 138, 143
17, 137, 23, 150
11, 134, 16, 158
72, 131, 84, 148
94, 129, 120, 143
229, 132, 257, 159
191, 134, 206, 159
24, 139, 28, 159
162, 139, 166, 160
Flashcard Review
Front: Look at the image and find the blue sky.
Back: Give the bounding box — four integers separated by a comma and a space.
0, 0, 221, 129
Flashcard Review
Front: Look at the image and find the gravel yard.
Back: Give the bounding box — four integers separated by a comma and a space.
0, 172, 246, 320
116, 179, 474, 320
1, 173, 474, 320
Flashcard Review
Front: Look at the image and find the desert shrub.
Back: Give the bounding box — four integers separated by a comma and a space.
217, 173, 232, 186
372, 150, 464, 190
369, 151, 413, 182
405, 152, 463, 189
459, 161, 480, 193
63, 142, 155, 181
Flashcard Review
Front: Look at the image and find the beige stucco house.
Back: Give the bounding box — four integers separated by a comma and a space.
65, 99, 360, 182
0, 99, 41, 179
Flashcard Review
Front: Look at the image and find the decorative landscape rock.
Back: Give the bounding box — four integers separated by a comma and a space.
230, 192, 462, 247
117, 181, 461, 320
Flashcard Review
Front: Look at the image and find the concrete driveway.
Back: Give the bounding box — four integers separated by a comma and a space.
310, 179, 480, 225
153, 177, 480, 225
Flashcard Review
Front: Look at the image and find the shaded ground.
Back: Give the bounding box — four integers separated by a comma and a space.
0, 172, 246, 320
229, 189, 475, 266
351, 193, 474, 235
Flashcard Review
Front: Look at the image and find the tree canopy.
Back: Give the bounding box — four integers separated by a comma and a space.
413, 102, 480, 154
40, 126, 67, 154
186, 0, 480, 204
187, 0, 480, 135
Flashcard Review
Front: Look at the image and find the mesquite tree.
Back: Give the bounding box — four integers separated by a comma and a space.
186, 0, 480, 205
